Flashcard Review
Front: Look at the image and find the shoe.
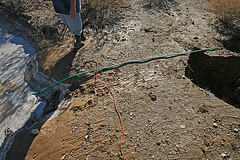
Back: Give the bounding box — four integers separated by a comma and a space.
75, 35, 81, 43
74, 33, 85, 50
80, 32, 86, 41
74, 41, 83, 49
75, 33, 86, 43
74, 35, 82, 49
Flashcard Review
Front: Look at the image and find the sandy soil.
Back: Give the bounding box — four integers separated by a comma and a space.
1, 0, 240, 159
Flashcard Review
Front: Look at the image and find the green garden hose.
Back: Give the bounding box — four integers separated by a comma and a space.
33, 47, 224, 95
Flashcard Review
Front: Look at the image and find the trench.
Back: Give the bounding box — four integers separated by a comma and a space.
222, 37, 240, 53
185, 50, 240, 108
0, 10, 69, 159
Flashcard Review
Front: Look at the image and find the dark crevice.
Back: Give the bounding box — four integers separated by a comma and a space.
222, 37, 240, 53
186, 52, 240, 108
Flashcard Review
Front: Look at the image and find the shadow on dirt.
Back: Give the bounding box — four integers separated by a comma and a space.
143, 0, 177, 11
4, 123, 44, 160
50, 47, 82, 81
222, 37, 240, 53
3, 87, 63, 160
213, 20, 240, 53
185, 51, 240, 108
3, 49, 83, 160
81, 2, 123, 31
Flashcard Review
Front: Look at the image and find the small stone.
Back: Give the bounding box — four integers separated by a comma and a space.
175, 145, 181, 150
5, 128, 14, 136
233, 128, 238, 133
201, 145, 208, 152
30, 129, 39, 135
85, 135, 89, 139
148, 92, 157, 101
213, 123, 218, 128
221, 153, 227, 157
156, 141, 161, 146
180, 125, 185, 129
193, 37, 199, 42
61, 155, 66, 160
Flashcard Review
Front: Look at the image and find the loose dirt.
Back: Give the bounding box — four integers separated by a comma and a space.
1, 0, 240, 159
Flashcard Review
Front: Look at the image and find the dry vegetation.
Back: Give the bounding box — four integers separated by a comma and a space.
83, 0, 126, 11
143, 0, 177, 10
208, 0, 240, 29
80, 0, 126, 30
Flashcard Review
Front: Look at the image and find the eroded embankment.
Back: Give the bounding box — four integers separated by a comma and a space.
0, 9, 70, 160
186, 51, 240, 107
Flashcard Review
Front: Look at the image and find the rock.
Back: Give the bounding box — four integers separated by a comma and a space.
30, 129, 39, 135
233, 128, 238, 133
156, 141, 161, 146
180, 125, 185, 129
201, 145, 208, 152
221, 153, 227, 158
61, 155, 66, 160
213, 123, 218, 128
193, 37, 199, 42
198, 104, 208, 113
5, 128, 14, 136
148, 92, 157, 101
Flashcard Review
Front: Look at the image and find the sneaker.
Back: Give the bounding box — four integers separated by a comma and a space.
80, 32, 86, 41
75, 35, 81, 43
74, 41, 84, 49
75, 33, 86, 43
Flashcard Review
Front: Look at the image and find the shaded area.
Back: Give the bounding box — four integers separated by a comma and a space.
81, 2, 123, 31
213, 21, 240, 49
2, 92, 61, 160
222, 36, 240, 53
2, 47, 83, 160
31, 45, 84, 95
50, 48, 80, 81
186, 52, 240, 107
5, 123, 44, 160
143, 0, 177, 10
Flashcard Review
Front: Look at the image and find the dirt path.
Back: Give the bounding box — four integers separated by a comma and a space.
4, 0, 240, 159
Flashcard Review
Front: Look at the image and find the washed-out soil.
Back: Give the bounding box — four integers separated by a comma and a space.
1, 0, 240, 159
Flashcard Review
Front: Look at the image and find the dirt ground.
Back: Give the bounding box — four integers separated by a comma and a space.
1, 0, 240, 159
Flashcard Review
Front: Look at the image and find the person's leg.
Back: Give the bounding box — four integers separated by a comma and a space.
60, 13, 86, 44
60, 14, 70, 29
60, 13, 82, 35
